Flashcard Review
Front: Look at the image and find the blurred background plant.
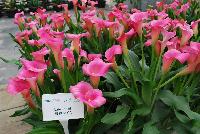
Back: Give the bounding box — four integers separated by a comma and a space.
27, 0, 42, 12
15, 0, 27, 12
3, 0, 17, 17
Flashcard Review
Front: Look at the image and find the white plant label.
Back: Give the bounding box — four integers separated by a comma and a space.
42, 93, 84, 121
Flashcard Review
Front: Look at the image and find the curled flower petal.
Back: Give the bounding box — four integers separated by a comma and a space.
7, 77, 30, 95
70, 81, 106, 108
31, 47, 50, 62
62, 48, 75, 69
162, 49, 189, 73
82, 58, 112, 77
20, 59, 47, 73
88, 54, 102, 61
105, 45, 122, 63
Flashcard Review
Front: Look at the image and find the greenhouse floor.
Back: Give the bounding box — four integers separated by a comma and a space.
0, 18, 30, 134
0, 86, 31, 134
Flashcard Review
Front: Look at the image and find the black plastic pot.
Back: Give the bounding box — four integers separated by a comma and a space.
53, 5, 62, 12
29, 7, 39, 12
6, 9, 17, 18
68, 2, 74, 10
96, 0, 106, 8
0, 12, 3, 17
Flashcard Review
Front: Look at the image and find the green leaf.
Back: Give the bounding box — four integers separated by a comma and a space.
159, 90, 200, 120
90, 123, 113, 134
10, 107, 30, 117
124, 50, 142, 82
123, 118, 135, 134
142, 122, 160, 134
28, 127, 63, 134
103, 88, 142, 105
101, 105, 130, 125
0, 57, 21, 66
192, 120, 200, 133
105, 72, 123, 90
151, 101, 170, 122
61, 58, 74, 93
127, 50, 141, 71
142, 80, 153, 106
174, 110, 190, 123
23, 115, 61, 128
173, 121, 191, 134
139, 59, 149, 73
131, 107, 151, 117
9, 33, 16, 40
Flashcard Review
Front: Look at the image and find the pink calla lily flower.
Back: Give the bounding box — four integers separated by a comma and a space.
105, 45, 122, 63
80, 49, 88, 60
180, 42, 200, 74
20, 59, 47, 84
191, 19, 200, 36
161, 30, 176, 44
130, 12, 148, 37
16, 30, 32, 46
50, 13, 65, 30
35, 8, 48, 26
82, 58, 112, 87
53, 69, 61, 80
7, 77, 35, 108
27, 20, 38, 32
45, 37, 64, 68
117, 28, 135, 54
176, 23, 193, 46
14, 12, 25, 30
31, 47, 50, 62
66, 32, 89, 53
59, 4, 71, 24
70, 81, 106, 111
88, 54, 102, 61
62, 48, 75, 70
14, 12, 25, 25
18, 68, 40, 97
20, 59, 47, 73
28, 40, 41, 46
150, 18, 170, 45
7, 77, 31, 95
162, 49, 190, 73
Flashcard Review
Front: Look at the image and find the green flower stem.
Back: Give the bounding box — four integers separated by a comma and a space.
183, 73, 195, 88
61, 69, 67, 93
176, 76, 188, 95
149, 43, 156, 80
115, 66, 130, 88
158, 72, 180, 90
151, 72, 181, 109
124, 53, 139, 94
153, 50, 163, 81
86, 112, 94, 134
190, 75, 200, 88
140, 36, 145, 74
74, 6, 78, 23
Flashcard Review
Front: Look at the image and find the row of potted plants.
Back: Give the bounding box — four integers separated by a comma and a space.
0, 0, 106, 17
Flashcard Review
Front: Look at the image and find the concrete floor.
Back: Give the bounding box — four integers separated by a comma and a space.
0, 17, 31, 134
0, 87, 32, 134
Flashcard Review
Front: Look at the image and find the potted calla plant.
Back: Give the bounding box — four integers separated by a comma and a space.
2, 0, 200, 133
